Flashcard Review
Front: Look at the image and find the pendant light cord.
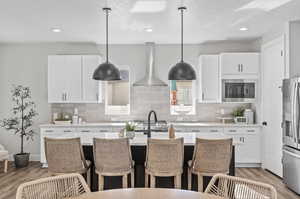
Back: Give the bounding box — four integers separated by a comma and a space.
103, 7, 111, 63
178, 7, 186, 62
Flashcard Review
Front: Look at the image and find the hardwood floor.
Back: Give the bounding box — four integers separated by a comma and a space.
0, 162, 299, 199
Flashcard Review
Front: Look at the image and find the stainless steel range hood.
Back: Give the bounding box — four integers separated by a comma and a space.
133, 42, 167, 87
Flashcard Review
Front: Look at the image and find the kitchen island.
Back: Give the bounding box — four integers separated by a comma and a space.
40, 126, 236, 191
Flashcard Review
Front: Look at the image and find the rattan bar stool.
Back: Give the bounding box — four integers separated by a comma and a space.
16, 173, 90, 199
93, 138, 135, 191
188, 138, 233, 192
205, 174, 277, 199
145, 138, 184, 189
44, 138, 92, 187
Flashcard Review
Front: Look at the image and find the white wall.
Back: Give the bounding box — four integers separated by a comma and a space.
0, 41, 259, 160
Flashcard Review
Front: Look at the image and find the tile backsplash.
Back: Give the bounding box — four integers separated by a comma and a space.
51, 86, 252, 122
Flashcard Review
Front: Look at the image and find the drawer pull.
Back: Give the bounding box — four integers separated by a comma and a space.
81, 130, 90, 133
45, 130, 53, 133
99, 130, 109, 132
63, 130, 72, 133
229, 130, 237, 132
210, 130, 218, 132
247, 130, 255, 132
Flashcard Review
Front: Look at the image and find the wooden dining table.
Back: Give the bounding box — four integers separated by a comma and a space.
70, 188, 225, 199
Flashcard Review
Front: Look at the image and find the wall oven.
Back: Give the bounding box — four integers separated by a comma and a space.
222, 79, 257, 102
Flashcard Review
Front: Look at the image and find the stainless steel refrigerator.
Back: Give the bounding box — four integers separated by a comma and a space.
282, 77, 300, 194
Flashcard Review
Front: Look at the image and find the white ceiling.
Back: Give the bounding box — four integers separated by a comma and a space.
0, 0, 299, 44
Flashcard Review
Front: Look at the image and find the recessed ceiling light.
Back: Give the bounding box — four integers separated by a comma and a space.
236, 0, 293, 12
51, 28, 62, 33
130, 1, 166, 13
239, 27, 249, 31
144, 27, 153, 32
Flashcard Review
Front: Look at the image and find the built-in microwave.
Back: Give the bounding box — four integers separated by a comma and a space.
222, 79, 257, 102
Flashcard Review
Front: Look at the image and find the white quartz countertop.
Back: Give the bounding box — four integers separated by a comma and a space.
40, 122, 261, 128
79, 132, 236, 146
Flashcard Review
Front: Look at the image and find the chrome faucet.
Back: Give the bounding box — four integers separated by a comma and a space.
147, 110, 158, 138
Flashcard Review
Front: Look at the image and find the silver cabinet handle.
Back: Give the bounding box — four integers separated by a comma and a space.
45, 130, 53, 133
229, 129, 237, 132
247, 129, 255, 133
202, 93, 204, 100
62, 93, 65, 101
65, 93, 67, 101
81, 130, 91, 133
96, 93, 99, 102
63, 130, 72, 133
192, 130, 200, 133
241, 64, 244, 72
99, 130, 109, 132
210, 129, 218, 132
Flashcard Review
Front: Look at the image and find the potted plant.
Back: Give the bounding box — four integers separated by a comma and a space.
0, 85, 38, 168
232, 107, 246, 123
125, 122, 136, 139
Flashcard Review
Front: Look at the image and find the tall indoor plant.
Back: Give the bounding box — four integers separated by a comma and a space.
0, 85, 38, 168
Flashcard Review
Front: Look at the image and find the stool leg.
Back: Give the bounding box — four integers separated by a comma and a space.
175, 174, 181, 189
150, 175, 155, 188
4, 160, 8, 173
99, 175, 104, 191
188, 168, 192, 190
86, 168, 91, 188
122, 174, 128, 188
197, 174, 203, 192
145, 173, 149, 187
131, 170, 135, 188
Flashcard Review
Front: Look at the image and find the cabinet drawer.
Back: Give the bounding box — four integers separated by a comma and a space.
180, 127, 223, 133
224, 127, 259, 135
41, 128, 76, 134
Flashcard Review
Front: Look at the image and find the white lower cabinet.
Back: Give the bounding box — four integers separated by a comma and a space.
224, 127, 261, 166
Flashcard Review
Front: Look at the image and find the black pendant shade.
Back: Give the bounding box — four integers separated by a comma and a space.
93, 7, 121, 81
168, 6, 196, 80
168, 61, 196, 80
93, 62, 121, 81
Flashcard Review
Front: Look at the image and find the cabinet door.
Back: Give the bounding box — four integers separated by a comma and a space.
221, 53, 260, 76
48, 56, 67, 103
199, 55, 220, 102
240, 53, 260, 74
48, 55, 82, 103
220, 53, 241, 75
240, 133, 261, 163
82, 55, 102, 103
64, 55, 82, 102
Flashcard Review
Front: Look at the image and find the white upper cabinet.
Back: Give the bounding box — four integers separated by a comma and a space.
82, 55, 102, 103
48, 55, 82, 103
198, 55, 221, 103
48, 55, 102, 103
220, 53, 260, 78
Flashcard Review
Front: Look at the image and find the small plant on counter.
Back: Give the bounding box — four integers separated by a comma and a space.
125, 122, 136, 132
232, 107, 245, 117
0, 85, 38, 168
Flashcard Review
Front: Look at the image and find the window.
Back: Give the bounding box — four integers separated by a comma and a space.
105, 69, 130, 115
170, 80, 196, 115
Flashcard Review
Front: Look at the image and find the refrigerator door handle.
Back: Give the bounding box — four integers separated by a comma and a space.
297, 82, 300, 144
283, 149, 300, 159
292, 81, 298, 143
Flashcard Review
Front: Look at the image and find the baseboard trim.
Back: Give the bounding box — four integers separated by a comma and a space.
236, 163, 262, 168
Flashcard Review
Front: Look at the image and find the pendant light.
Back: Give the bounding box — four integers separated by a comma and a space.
168, 6, 196, 80
93, 7, 121, 81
